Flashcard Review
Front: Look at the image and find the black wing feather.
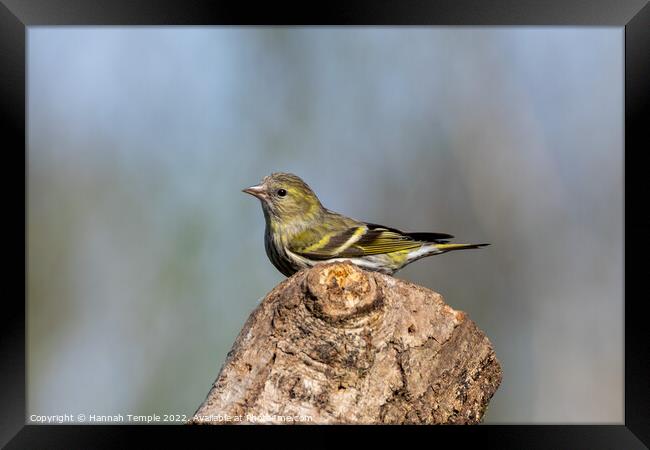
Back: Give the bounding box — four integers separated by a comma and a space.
364, 223, 453, 243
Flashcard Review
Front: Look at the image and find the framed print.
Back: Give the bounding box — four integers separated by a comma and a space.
3, 0, 649, 447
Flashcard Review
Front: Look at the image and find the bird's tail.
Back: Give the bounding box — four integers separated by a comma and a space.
435, 243, 490, 252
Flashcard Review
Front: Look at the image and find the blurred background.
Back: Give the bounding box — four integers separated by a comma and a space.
27, 27, 623, 423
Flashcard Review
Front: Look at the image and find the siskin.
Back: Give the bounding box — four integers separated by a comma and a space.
243, 172, 489, 277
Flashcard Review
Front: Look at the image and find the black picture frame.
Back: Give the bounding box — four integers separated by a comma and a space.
3, 1, 648, 448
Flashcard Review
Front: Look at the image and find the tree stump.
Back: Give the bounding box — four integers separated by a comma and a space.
191, 262, 502, 424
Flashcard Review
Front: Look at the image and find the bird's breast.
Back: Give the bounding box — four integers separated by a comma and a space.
264, 225, 299, 277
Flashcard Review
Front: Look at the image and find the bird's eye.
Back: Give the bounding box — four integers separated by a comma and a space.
277, 188, 287, 197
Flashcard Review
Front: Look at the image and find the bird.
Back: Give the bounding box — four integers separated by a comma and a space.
243, 172, 489, 277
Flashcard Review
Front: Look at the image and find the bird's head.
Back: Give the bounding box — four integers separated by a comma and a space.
243, 173, 324, 225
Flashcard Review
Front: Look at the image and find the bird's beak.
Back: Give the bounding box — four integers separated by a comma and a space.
242, 184, 267, 200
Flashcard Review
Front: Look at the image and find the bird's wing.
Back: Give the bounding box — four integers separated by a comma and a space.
290, 223, 453, 260
364, 223, 454, 243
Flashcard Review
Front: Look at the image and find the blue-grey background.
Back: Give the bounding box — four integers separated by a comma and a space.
27, 27, 623, 423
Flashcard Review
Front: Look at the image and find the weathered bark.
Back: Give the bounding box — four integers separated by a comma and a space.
191, 262, 501, 424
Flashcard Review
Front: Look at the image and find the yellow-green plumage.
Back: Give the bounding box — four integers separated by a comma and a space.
243, 172, 489, 277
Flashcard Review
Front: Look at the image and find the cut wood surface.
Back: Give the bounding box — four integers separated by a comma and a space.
191, 262, 502, 424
